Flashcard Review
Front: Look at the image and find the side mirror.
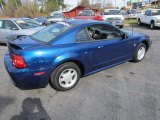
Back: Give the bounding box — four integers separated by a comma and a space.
10, 27, 19, 30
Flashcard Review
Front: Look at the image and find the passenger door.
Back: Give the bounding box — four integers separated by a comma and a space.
145, 10, 152, 24
88, 24, 134, 70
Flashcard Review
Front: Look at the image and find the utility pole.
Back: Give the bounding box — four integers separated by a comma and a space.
115, 0, 116, 9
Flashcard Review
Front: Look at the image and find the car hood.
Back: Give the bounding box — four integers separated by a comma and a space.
152, 15, 160, 19
7, 36, 44, 49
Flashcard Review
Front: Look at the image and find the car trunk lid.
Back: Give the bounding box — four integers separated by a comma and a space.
7, 36, 44, 50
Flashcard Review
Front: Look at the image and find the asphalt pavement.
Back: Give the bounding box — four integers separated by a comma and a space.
0, 25, 160, 120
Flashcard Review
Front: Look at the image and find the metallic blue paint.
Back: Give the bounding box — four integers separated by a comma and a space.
4, 20, 152, 89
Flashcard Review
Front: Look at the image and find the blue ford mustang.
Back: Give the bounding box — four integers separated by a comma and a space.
4, 20, 151, 91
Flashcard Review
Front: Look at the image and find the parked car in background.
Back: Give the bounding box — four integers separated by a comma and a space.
4, 20, 151, 91
102, 9, 124, 28
74, 10, 103, 21
0, 18, 45, 43
120, 10, 129, 19
34, 17, 48, 26
127, 9, 138, 19
47, 11, 66, 23
137, 9, 160, 29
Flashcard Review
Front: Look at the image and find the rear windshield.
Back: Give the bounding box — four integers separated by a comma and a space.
31, 22, 71, 42
78, 10, 93, 16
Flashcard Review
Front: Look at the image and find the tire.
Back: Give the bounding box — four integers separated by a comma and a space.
133, 43, 146, 62
119, 25, 124, 29
137, 19, 141, 26
150, 21, 155, 29
50, 62, 81, 91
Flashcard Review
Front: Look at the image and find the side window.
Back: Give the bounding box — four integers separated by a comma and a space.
145, 10, 148, 15
149, 11, 152, 16
76, 28, 91, 42
0, 20, 4, 29
4, 20, 18, 29
87, 25, 121, 41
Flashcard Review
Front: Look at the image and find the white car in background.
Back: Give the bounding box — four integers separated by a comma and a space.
0, 18, 45, 43
102, 9, 124, 28
137, 9, 160, 29
47, 11, 66, 23
127, 9, 138, 19
120, 10, 129, 19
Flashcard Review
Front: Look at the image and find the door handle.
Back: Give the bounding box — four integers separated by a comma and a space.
98, 46, 104, 49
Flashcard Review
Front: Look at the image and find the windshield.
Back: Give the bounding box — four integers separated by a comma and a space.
78, 10, 93, 16
31, 22, 71, 42
104, 10, 120, 15
152, 10, 160, 16
15, 19, 41, 29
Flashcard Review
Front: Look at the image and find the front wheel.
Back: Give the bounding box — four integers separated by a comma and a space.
50, 62, 81, 91
137, 19, 141, 26
133, 43, 146, 62
150, 21, 155, 29
119, 25, 124, 29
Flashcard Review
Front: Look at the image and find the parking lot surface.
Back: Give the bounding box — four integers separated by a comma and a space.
0, 26, 160, 120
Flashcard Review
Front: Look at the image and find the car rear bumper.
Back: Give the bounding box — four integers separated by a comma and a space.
107, 20, 124, 26
4, 52, 53, 89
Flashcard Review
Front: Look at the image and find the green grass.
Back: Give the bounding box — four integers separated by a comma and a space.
124, 19, 137, 26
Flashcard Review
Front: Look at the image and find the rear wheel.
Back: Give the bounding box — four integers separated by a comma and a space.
50, 62, 81, 91
133, 43, 146, 62
119, 25, 124, 29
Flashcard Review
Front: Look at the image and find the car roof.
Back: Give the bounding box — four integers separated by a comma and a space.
65, 19, 105, 26
0, 18, 31, 21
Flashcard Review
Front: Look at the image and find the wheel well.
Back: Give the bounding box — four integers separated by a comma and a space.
142, 41, 149, 51
58, 60, 85, 76
150, 20, 154, 23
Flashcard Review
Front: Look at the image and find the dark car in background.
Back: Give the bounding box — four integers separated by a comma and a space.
4, 20, 151, 91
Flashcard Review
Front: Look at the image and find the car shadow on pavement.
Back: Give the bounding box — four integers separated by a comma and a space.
0, 96, 14, 114
10, 97, 51, 120
135, 24, 160, 30
0, 43, 7, 46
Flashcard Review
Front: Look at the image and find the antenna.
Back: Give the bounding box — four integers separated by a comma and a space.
132, 22, 133, 36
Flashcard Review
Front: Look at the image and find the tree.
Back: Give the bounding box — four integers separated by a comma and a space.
0, 0, 5, 12
106, 2, 113, 9
44, 0, 66, 13
8, 0, 21, 8
80, 0, 90, 7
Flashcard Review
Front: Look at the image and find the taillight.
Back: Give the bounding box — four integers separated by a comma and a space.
95, 15, 103, 21
12, 54, 26, 69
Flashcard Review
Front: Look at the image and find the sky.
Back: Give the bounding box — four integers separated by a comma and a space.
64, 0, 129, 8
64, 0, 153, 9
